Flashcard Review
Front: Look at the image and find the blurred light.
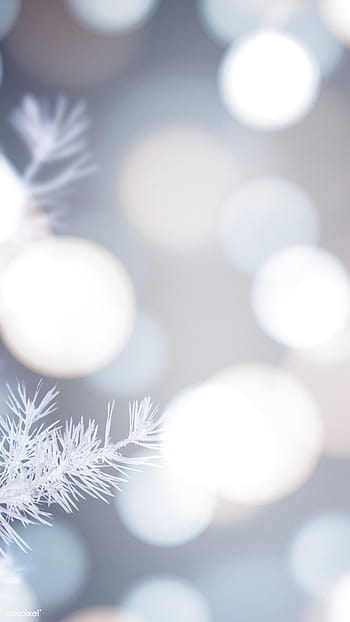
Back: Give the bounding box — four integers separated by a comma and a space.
90, 311, 166, 397
287, 2, 344, 77
12, 521, 89, 611
319, 0, 350, 47
0, 0, 21, 38
218, 176, 319, 274
198, 0, 260, 45
0, 156, 27, 245
60, 607, 142, 622
284, 352, 350, 457
0, 557, 38, 622
116, 462, 216, 546
289, 325, 350, 367
66, 0, 159, 33
0, 237, 136, 378
198, 0, 295, 45
164, 367, 322, 504
120, 575, 211, 622
289, 513, 350, 598
119, 126, 238, 249
218, 30, 320, 130
5, 0, 140, 87
252, 246, 350, 349
327, 574, 350, 622
198, 555, 301, 622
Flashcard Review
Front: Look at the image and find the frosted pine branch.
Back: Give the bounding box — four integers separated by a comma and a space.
0, 383, 162, 553
10, 95, 95, 207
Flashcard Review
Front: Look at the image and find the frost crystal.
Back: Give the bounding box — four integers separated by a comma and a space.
0, 382, 162, 553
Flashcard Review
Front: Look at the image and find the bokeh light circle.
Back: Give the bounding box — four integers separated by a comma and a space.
252, 246, 350, 349
319, 0, 350, 47
0, 237, 136, 378
66, 0, 159, 33
116, 462, 216, 546
0, 0, 21, 38
284, 352, 350, 457
289, 325, 350, 368
218, 29, 320, 130
327, 573, 350, 622
289, 512, 350, 598
198, 555, 301, 622
218, 176, 319, 274
287, 2, 344, 77
119, 126, 238, 249
90, 311, 166, 397
120, 575, 211, 622
11, 521, 89, 611
164, 366, 323, 505
198, 0, 260, 44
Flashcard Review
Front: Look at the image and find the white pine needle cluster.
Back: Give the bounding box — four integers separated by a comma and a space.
10, 94, 94, 208
0, 382, 162, 553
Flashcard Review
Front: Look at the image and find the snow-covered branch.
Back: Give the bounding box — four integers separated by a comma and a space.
10, 95, 95, 208
0, 383, 162, 553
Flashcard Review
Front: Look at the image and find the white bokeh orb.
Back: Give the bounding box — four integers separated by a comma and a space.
164, 367, 322, 505
319, 0, 350, 47
284, 352, 350, 457
327, 574, 350, 622
66, 0, 159, 34
12, 521, 89, 611
119, 126, 238, 249
198, 555, 300, 622
199, 0, 258, 44
120, 575, 211, 622
218, 176, 319, 274
0, 237, 136, 377
218, 29, 320, 130
289, 513, 350, 599
287, 2, 344, 77
289, 325, 350, 368
116, 461, 216, 546
252, 246, 350, 349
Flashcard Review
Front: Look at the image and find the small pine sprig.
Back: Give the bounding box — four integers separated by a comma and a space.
0, 382, 162, 553
10, 94, 95, 208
